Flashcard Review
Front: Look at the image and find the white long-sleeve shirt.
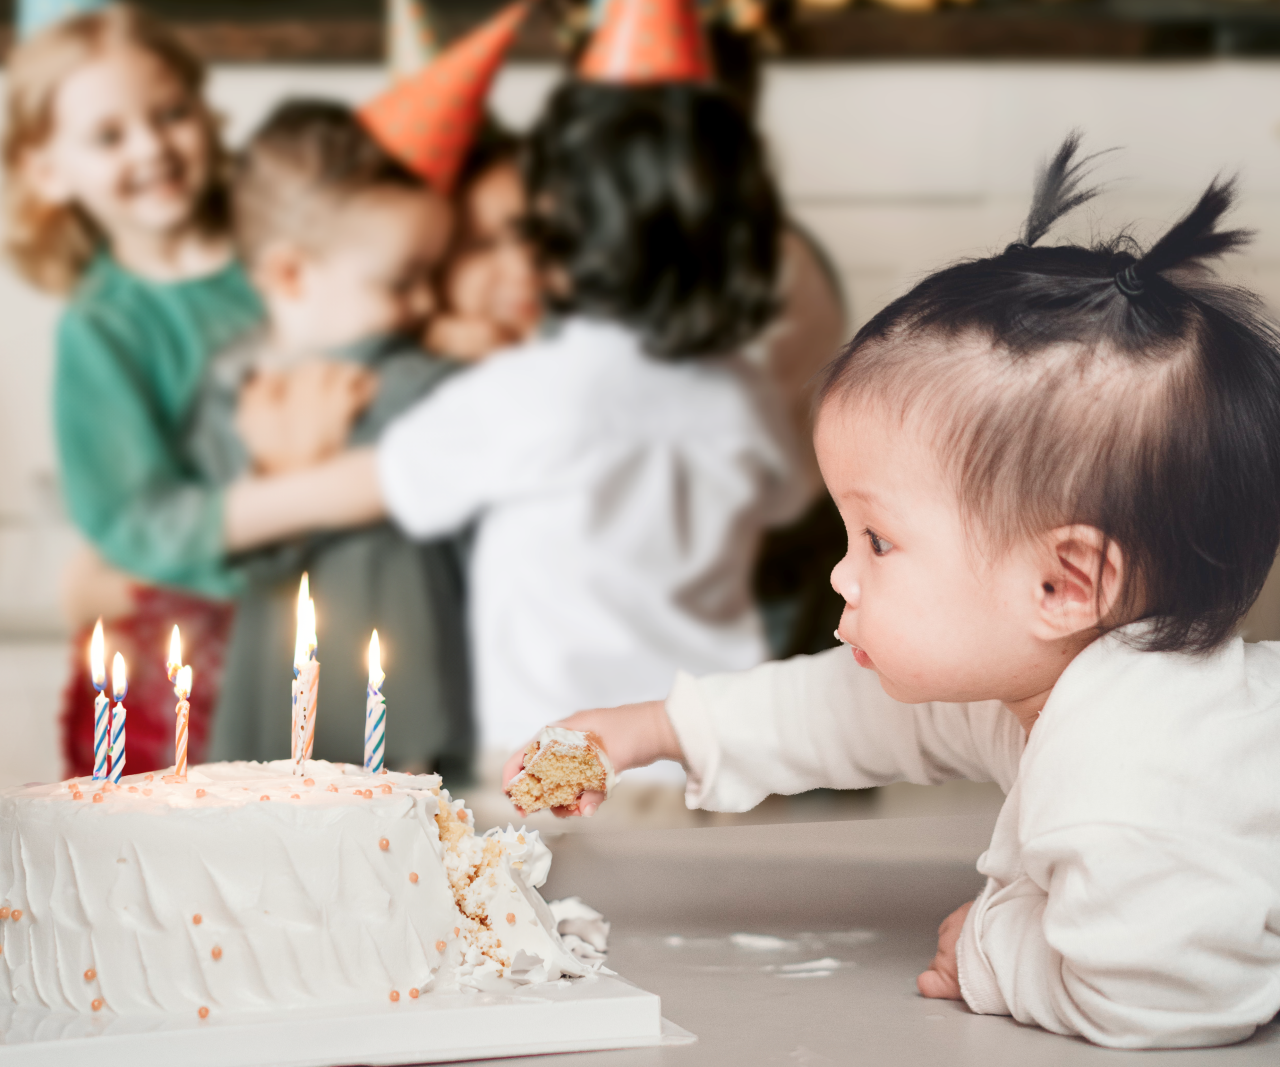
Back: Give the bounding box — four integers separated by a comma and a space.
378, 317, 809, 750
665, 630, 1280, 1048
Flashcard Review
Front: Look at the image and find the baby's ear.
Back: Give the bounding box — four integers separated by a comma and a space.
1031, 525, 1126, 640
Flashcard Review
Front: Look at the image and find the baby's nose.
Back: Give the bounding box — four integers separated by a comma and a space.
830, 558, 860, 608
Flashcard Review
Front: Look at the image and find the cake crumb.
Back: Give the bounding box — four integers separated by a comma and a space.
507, 732, 610, 813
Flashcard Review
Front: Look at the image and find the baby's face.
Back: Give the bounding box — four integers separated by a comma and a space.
444, 162, 540, 342
33, 43, 213, 240
816, 397, 1058, 710
291, 188, 453, 350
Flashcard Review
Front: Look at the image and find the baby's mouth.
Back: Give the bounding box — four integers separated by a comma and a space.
834, 628, 874, 669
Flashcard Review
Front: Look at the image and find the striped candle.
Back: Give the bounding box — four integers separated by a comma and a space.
364, 630, 386, 774
174, 665, 192, 780
292, 575, 318, 772
108, 652, 127, 784
90, 619, 109, 782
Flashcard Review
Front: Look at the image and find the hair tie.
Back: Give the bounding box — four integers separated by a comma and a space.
1114, 262, 1145, 297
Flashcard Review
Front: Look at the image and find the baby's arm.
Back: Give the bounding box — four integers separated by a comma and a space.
958, 826, 1277, 1048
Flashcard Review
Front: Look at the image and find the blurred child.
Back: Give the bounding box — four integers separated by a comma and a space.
426, 123, 541, 363
198, 99, 472, 777
213, 78, 809, 775
2, 5, 263, 775
513, 139, 1280, 1049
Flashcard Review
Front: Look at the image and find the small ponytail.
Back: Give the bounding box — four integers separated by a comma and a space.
1014, 130, 1103, 250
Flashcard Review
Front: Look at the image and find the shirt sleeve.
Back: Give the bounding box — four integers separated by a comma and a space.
665, 646, 1023, 812
55, 307, 233, 598
957, 825, 1278, 1048
377, 354, 558, 540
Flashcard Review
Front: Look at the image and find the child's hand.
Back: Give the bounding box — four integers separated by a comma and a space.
426, 314, 508, 363
917, 900, 973, 1000
502, 700, 683, 818
237, 362, 377, 475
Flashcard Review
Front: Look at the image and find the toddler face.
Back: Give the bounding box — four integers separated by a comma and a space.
444, 162, 540, 343
285, 187, 453, 351
33, 43, 212, 239
816, 394, 1073, 712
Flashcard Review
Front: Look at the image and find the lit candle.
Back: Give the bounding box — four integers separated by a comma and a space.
365, 630, 386, 774
292, 573, 319, 773
108, 652, 128, 784
167, 624, 182, 684
90, 619, 109, 783
174, 665, 193, 781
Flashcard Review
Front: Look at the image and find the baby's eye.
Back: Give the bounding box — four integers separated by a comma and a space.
155, 101, 194, 127
91, 122, 123, 149
865, 529, 894, 556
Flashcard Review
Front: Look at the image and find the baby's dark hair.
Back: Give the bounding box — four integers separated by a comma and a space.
524, 81, 781, 360
820, 134, 1280, 654
233, 98, 424, 268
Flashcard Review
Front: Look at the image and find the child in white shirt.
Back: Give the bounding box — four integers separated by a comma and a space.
504, 136, 1280, 1049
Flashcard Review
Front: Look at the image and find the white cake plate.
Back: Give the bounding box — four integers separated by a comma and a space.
0, 973, 694, 1066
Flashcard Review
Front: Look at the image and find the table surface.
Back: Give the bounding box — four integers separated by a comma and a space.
485, 813, 1280, 1067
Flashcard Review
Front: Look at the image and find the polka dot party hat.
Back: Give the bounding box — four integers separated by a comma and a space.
360, 1, 528, 194
578, 0, 711, 84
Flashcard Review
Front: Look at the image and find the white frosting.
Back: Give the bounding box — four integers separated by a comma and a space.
535, 727, 617, 796
0, 761, 592, 1017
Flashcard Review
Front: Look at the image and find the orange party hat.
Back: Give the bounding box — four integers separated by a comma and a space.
360, 1, 528, 193
579, 0, 711, 84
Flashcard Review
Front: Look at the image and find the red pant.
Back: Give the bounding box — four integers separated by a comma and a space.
60, 587, 234, 779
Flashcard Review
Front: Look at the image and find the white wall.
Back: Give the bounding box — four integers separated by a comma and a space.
4, 61, 1280, 636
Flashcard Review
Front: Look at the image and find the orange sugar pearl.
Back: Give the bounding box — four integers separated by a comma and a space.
91, 999, 103, 1012
127, 786, 138, 794
0, 908, 9, 920
381, 768, 388, 775
192, 914, 203, 926
409, 988, 419, 999
291, 794, 300, 800
380, 784, 392, 795
211, 946, 223, 961
198, 1006, 209, 1019
506, 913, 516, 925
303, 778, 315, 787
327, 784, 338, 793
389, 990, 400, 1003
379, 838, 390, 851
92, 794, 103, 804
195, 789, 206, 799
260, 795, 270, 802
142, 789, 152, 797
409, 872, 419, 884
11, 910, 22, 922
145, 774, 154, 782
84, 969, 96, 981
72, 792, 83, 801
435, 940, 446, 952
453, 927, 460, 937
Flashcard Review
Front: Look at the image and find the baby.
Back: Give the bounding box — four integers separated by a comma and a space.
506, 138, 1280, 1048
191, 99, 473, 776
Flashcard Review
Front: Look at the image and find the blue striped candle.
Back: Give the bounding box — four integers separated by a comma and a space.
108, 652, 127, 784
90, 619, 109, 782
364, 630, 386, 774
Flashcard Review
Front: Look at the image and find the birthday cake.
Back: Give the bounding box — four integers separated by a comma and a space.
0, 760, 592, 1018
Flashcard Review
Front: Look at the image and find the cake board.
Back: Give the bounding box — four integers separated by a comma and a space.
0, 973, 694, 1066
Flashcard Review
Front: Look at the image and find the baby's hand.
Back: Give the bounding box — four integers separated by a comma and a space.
502, 700, 683, 819
917, 900, 973, 1000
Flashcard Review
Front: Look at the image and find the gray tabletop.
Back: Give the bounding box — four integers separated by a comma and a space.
488, 813, 1280, 1066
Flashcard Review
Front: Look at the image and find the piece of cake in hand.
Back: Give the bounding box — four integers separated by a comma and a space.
507, 727, 616, 813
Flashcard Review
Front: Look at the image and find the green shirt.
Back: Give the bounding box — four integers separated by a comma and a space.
54, 255, 264, 599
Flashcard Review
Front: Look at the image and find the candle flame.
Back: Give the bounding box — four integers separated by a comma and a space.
293, 574, 317, 669
90, 618, 106, 690
167, 625, 182, 679
176, 664, 193, 699
368, 630, 385, 688
111, 652, 128, 702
